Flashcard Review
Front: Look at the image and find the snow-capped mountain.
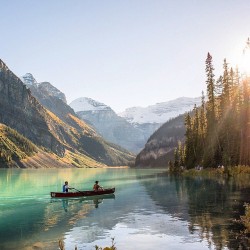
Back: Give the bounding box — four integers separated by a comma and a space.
119, 97, 201, 125
21, 72, 38, 87
21, 73, 67, 103
69, 97, 146, 153
70, 97, 110, 112
17, 72, 134, 166
69, 97, 202, 153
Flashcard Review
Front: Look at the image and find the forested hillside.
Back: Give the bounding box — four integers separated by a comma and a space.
135, 114, 186, 167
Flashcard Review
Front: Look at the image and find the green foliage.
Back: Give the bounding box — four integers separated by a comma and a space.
225, 165, 250, 176
241, 203, 250, 234
205, 52, 216, 129
183, 167, 225, 178
183, 46, 250, 169
169, 141, 186, 173
182, 166, 250, 181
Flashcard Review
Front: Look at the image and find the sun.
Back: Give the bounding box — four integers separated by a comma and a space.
240, 43, 250, 75
228, 38, 250, 76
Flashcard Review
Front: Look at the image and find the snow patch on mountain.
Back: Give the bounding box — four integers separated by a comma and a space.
21, 73, 38, 87
69, 97, 111, 112
119, 97, 201, 124
21, 73, 67, 103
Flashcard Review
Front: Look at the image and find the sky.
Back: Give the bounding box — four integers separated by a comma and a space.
1, 0, 250, 113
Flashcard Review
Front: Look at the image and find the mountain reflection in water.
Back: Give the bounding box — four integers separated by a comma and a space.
0, 169, 249, 250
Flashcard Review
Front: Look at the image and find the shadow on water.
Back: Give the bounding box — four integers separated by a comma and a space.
136, 172, 250, 250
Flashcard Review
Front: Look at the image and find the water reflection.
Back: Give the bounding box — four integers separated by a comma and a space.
51, 194, 116, 212
0, 169, 249, 250
136, 173, 250, 250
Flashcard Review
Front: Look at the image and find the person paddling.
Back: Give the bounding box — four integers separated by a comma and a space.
93, 181, 103, 191
63, 181, 72, 193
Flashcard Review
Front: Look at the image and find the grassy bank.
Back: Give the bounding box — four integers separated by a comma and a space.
241, 203, 250, 234
181, 165, 250, 178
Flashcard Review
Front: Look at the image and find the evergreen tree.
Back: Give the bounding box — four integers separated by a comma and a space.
206, 53, 216, 127
239, 77, 250, 165
177, 141, 185, 167
184, 112, 196, 168
204, 53, 218, 167
199, 92, 206, 163
174, 148, 180, 169
183, 48, 250, 169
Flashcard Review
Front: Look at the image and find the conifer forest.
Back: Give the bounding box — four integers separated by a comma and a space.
174, 49, 250, 169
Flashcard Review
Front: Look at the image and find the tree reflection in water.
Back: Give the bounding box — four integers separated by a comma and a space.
136, 172, 250, 250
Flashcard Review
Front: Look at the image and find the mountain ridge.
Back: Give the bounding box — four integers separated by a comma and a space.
0, 61, 135, 168
118, 97, 201, 124
69, 96, 201, 154
70, 97, 146, 153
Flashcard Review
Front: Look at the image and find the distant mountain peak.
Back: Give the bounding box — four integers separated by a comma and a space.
38, 81, 67, 103
69, 97, 111, 112
119, 96, 201, 124
21, 73, 67, 103
21, 73, 38, 87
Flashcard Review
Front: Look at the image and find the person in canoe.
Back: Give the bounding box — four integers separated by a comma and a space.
93, 180, 103, 191
63, 181, 72, 193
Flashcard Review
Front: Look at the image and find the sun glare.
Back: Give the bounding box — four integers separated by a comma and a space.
239, 49, 250, 75
228, 39, 250, 76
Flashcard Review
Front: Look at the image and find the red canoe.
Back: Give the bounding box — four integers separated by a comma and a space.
50, 187, 115, 198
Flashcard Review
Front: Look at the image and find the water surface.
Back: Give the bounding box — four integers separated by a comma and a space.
0, 168, 249, 250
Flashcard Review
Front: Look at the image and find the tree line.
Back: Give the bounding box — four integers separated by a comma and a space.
172, 51, 250, 170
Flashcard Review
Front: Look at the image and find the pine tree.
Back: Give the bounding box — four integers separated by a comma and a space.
204, 53, 218, 167
174, 148, 180, 169
218, 59, 231, 165
239, 77, 250, 165
177, 141, 185, 167
184, 112, 196, 168
199, 92, 206, 164
206, 53, 216, 128
183, 48, 250, 169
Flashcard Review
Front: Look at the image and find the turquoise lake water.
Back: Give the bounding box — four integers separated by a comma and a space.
0, 168, 249, 250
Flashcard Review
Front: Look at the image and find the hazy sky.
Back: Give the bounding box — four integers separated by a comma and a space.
1, 0, 250, 112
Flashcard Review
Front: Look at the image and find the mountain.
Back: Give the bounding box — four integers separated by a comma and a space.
21, 73, 79, 128
0, 60, 134, 168
119, 97, 201, 124
69, 97, 146, 153
118, 97, 201, 153
69, 97, 201, 154
22, 73, 67, 103
135, 114, 186, 168
0, 123, 76, 168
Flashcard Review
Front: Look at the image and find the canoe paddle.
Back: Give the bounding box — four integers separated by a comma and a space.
71, 187, 82, 193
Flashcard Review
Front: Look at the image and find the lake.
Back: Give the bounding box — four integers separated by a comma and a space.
0, 168, 249, 250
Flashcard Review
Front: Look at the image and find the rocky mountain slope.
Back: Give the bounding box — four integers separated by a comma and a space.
70, 97, 200, 154
0, 60, 134, 167
21, 73, 82, 129
69, 97, 146, 153
22, 73, 67, 103
135, 114, 186, 168
0, 123, 81, 168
